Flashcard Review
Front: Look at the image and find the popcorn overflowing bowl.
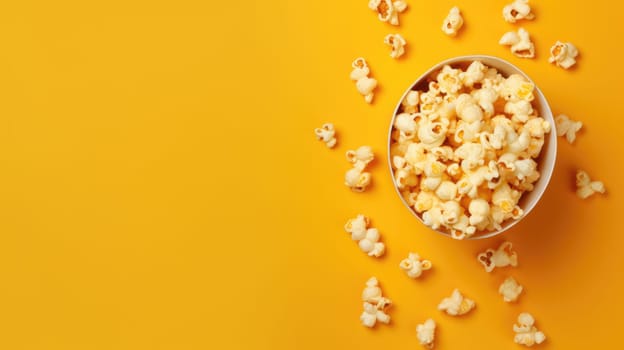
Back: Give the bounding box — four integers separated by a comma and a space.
388, 55, 557, 239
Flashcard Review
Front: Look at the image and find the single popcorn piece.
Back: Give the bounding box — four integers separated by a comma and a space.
438, 289, 475, 316
360, 277, 392, 327
314, 123, 337, 148
442, 7, 464, 36
502, 0, 535, 23
368, 0, 408, 26
478, 241, 518, 272
555, 114, 582, 143
549, 41, 579, 69
416, 319, 436, 349
499, 28, 535, 58
399, 252, 432, 279
499, 277, 523, 302
344, 215, 385, 257
345, 146, 375, 192
384, 33, 407, 59
513, 313, 546, 347
575, 170, 606, 199
350, 58, 378, 103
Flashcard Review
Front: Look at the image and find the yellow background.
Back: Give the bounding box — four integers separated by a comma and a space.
0, 0, 622, 349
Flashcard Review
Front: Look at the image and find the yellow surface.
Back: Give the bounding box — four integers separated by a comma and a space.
0, 1, 622, 349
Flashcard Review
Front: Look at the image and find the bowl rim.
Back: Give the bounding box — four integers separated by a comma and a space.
386, 54, 558, 240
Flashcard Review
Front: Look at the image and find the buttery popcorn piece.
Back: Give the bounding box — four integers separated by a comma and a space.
575, 170, 606, 199
399, 252, 432, 279
314, 123, 337, 148
555, 114, 582, 144
513, 313, 546, 346
385, 33, 407, 59
368, 0, 408, 26
499, 28, 535, 58
502, 0, 535, 23
442, 7, 464, 36
345, 146, 375, 192
350, 58, 378, 103
416, 319, 436, 349
344, 215, 385, 257
478, 241, 518, 272
360, 277, 392, 327
438, 289, 475, 316
549, 41, 579, 69
499, 276, 523, 302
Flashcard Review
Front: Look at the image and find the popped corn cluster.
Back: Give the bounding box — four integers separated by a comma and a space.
477, 241, 518, 272
575, 170, 606, 199
499, 28, 535, 58
384, 33, 407, 59
499, 276, 523, 302
368, 0, 408, 26
442, 7, 464, 36
549, 41, 579, 69
390, 61, 551, 238
314, 123, 337, 148
344, 214, 385, 257
360, 277, 392, 327
399, 252, 432, 279
502, 0, 535, 23
513, 313, 546, 347
350, 58, 378, 104
438, 289, 475, 316
555, 114, 582, 144
345, 146, 375, 192
416, 319, 436, 349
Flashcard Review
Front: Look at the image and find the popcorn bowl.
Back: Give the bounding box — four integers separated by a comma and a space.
387, 55, 557, 239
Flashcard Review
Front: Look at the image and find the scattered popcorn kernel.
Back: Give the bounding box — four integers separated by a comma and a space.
346, 146, 375, 170
344, 215, 385, 257
314, 123, 337, 148
416, 319, 436, 349
575, 170, 606, 199
385, 33, 407, 59
350, 58, 378, 103
368, 0, 408, 26
477, 241, 518, 272
499, 277, 523, 302
513, 313, 546, 346
345, 146, 375, 192
442, 7, 464, 36
361, 277, 392, 327
399, 252, 432, 279
499, 28, 535, 58
549, 41, 579, 69
438, 289, 475, 316
555, 114, 582, 144
503, 0, 534, 23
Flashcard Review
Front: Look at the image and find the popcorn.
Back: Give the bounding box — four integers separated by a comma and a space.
499, 28, 535, 58
576, 170, 606, 199
350, 58, 378, 103
513, 313, 546, 346
314, 123, 337, 148
360, 277, 392, 327
499, 276, 523, 302
549, 41, 579, 69
416, 319, 436, 349
477, 241, 518, 272
390, 61, 550, 238
438, 289, 475, 316
502, 0, 535, 23
442, 7, 464, 36
555, 114, 582, 144
344, 215, 385, 257
385, 33, 407, 59
399, 252, 432, 278
368, 0, 408, 26
345, 146, 374, 192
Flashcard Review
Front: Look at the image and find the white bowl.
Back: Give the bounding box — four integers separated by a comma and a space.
387, 55, 557, 239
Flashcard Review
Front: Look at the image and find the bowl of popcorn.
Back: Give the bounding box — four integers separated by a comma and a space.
388, 55, 557, 239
